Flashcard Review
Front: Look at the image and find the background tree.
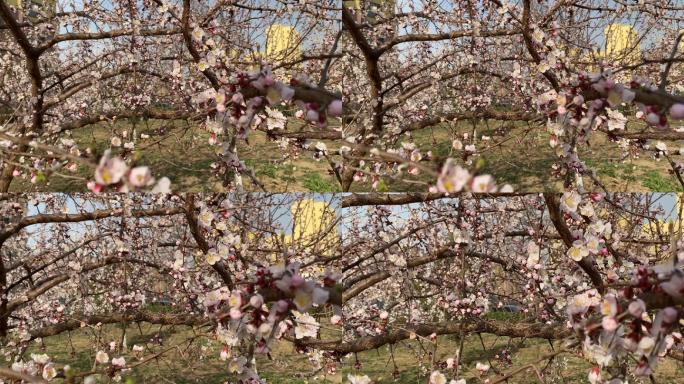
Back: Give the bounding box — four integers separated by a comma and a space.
1, 192, 684, 383
339, 0, 684, 193
0, 0, 343, 193
0, 193, 344, 383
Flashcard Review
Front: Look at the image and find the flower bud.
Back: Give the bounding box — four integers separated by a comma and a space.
670, 103, 684, 119
327, 100, 343, 117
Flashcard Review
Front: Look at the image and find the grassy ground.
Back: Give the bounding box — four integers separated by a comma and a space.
8, 118, 680, 193
407, 119, 682, 193
9, 117, 340, 193
341, 330, 684, 384
22, 313, 684, 383
27, 315, 342, 384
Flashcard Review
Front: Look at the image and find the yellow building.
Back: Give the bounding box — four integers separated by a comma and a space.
613, 194, 682, 256
262, 198, 339, 265
265, 24, 302, 62
227, 23, 302, 69
562, 24, 641, 73
604, 23, 641, 66
285, 198, 339, 257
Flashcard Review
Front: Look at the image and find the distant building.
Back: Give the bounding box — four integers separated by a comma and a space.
228, 23, 302, 70
604, 23, 641, 66
626, 194, 682, 256
265, 24, 302, 63
262, 198, 340, 269
287, 198, 338, 257
560, 23, 641, 74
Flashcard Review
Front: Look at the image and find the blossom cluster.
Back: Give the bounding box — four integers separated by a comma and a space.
89, 150, 171, 193
557, 193, 684, 382
203, 262, 340, 382
559, 191, 612, 262
433, 158, 512, 194
540, 72, 684, 186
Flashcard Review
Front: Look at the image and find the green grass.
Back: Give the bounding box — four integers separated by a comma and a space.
642, 170, 681, 191
244, 159, 279, 178
303, 172, 340, 193
24, 317, 342, 384
17, 312, 684, 384
6, 116, 680, 193
404, 118, 678, 193
9, 118, 342, 193
342, 332, 684, 383
584, 159, 638, 181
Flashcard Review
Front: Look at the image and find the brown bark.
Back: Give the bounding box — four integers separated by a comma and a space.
324, 319, 571, 354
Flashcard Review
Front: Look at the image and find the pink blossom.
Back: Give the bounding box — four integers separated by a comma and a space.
128, 166, 153, 187
670, 103, 684, 119
94, 154, 128, 185
628, 299, 646, 317
588, 367, 601, 384
661, 273, 684, 299
601, 316, 619, 331
327, 100, 343, 117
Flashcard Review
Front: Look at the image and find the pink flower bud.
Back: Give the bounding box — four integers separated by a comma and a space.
327, 100, 343, 117
602, 316, 619, 331
661, 307, 679, 324
249, 294, 263, 308
628, 299, 645, 317
290, 274, 305, 288
646, 112, 661, 126
588, 367, 601, 384
305, 110, 319, 122
670, 103, 684, 119
87, 181, 103, 193
275, 299, 289, 313
229, 307, 242, 319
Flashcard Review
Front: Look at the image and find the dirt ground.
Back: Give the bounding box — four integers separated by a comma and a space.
8, 118, 681, 193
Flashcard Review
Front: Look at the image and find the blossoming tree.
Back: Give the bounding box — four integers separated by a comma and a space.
0, 193, 344, 383
341, 0, 684, 193
0, 0, 342, 193
2, 192, 684, 383
338, 192, 684, 383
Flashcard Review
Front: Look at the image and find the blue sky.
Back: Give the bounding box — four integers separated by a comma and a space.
376, 0, 683, 52
54, 0, 338, 51
18, 193, 680, 251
